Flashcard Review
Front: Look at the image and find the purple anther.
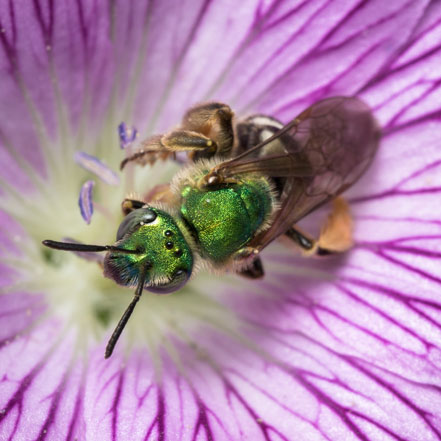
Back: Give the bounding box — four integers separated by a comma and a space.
78, 180, 95, 224
118, 122, 138, 149
74, 152, 120, 186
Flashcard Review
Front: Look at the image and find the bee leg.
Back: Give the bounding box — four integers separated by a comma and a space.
122, 184, 175, 215
284, 226, 333, 256
285, 197, 353, 256
315, 197, 353, 254
181, 102, 234, 158
284, 227, 316, 253
236, 257, 264, 279
120, 130, 217, 170
233, 246, 261, 261
121, 198, 146, 215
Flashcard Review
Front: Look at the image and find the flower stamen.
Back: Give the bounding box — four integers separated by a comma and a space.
78, 180, 95, 224
118, 122, 138, 150
74, 152, 120, 186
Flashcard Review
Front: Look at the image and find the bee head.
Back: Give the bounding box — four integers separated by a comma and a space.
104, 206, 193, 293
42, 205, 194, 358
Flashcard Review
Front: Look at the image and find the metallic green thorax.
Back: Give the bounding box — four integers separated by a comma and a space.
180, 177, 273, 262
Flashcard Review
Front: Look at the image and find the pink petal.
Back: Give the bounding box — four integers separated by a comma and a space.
1, 1, 441, 440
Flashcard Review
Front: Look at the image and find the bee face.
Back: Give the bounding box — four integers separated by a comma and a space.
104, 207, 193, 293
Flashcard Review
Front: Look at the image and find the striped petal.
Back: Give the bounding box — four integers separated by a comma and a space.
1, 1, 441, 441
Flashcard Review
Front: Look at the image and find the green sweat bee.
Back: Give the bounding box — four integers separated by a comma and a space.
43, 97, 380, 358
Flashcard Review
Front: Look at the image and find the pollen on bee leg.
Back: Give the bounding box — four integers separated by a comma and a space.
317, 197, 353, 253
282, 197, 353, 257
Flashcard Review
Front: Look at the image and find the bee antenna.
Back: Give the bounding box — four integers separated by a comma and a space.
105, 264, 148, 358
42, 240, 140, 255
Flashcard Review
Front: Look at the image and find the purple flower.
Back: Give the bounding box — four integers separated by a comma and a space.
1, 1, 441, 440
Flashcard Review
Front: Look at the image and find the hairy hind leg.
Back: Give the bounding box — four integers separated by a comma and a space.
120, 130, 216, 170
181, 102, 234, 158
121, 102, 235, 170
284, 197, 353, 256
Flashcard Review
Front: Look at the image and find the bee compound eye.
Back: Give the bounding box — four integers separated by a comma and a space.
146, 267, 191, 294
141, 209, 157, 223
116, 208, 157, 240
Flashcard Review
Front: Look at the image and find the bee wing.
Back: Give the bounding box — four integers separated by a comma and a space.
214, 97, 381, 251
